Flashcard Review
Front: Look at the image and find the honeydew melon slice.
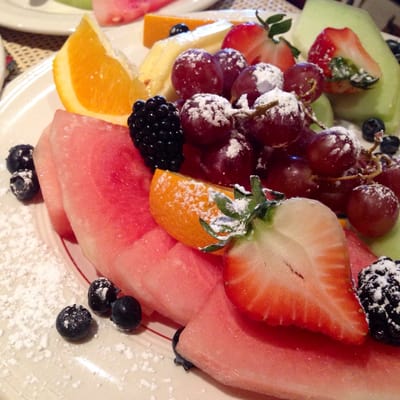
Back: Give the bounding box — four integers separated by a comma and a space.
292, 0, 400, 134
54, 0, 92, 9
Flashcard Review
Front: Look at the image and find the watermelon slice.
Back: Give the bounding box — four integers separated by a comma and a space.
143, 244, 222, 326
43, 109, 222, 324
33, 124, 74, 239
344, 228, 378, 284
177, 283, 400, 400
111, 226, 176, 314
92, 0, 176, 26
48, 109, 157, 278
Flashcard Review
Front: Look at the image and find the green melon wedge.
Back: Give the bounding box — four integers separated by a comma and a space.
54, 0, 92, 9
292, 0, 400, 134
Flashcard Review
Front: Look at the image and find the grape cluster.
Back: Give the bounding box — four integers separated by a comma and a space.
169, 47, 399, 239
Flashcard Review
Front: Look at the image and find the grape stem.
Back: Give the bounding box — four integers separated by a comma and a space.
315, 134, 389, 183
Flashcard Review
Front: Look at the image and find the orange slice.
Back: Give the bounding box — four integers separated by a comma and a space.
53, 14, 148, 126
149, 169, 233, 250
143, 11, 256, 48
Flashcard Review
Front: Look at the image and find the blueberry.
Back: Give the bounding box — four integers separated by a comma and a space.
10, 169, 40, 201
56, 304, 93, 341
169, 23, 190, 37
6, 144, 35, 173
361, 117, 385, 142
380, 135, 400, 155
172, 327, 194, 371
88, 277, 119, 314
110, 296, 142, 331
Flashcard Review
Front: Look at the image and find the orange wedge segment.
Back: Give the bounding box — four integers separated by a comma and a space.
53, 14, 148, 126
149, 169, 234, 251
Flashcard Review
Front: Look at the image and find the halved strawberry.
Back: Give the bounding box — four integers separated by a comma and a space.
201, 177, 368, 345
221, 13, 299, 72
307, 27, 382, 94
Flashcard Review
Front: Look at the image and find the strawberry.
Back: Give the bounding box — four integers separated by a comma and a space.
307, 27, 382, 94
201, 176, 368, 345
221, 12, 299, 72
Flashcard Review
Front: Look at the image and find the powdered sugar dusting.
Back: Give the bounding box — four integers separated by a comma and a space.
0, 161, 188, 399
253, 63, 284, 93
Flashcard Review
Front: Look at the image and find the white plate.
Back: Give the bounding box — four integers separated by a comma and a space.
0, 35, 5, 92
0, 0, 219, 35
0, 10, 280, 400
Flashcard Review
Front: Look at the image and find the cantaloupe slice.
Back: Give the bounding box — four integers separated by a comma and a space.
292, 0, 400, 134
142, 12, 252, 48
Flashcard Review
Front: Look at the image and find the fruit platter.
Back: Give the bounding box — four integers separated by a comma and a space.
1, 0, 400, 399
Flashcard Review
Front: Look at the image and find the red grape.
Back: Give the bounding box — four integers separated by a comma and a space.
306, 127, 359, 177
246, 88, 306, 148
374, 161, 400, 201
180, 93, 233, 145
200, 132, 255, 188
283, 62, 324, 103
171, 49, 223, 99
346, 183, 399, 237
230, 63, 283, 105
213, 48, 248, 99
263, 155, 318, 198
314, 167, 364, 214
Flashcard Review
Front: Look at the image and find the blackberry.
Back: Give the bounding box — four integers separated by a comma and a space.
110, 295, 142, 331
128, 96, 184, 172
357, 256, 400, 345
10, 169, 40, 201
169, 23, 190, 37
380, 135, 400, 155
88, 277, 119, 315
6, 144, 35, 173
361, 117, 385, 142
56, 304, 93, 341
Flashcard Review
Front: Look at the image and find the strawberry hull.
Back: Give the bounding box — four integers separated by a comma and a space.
177, 283, 400, 400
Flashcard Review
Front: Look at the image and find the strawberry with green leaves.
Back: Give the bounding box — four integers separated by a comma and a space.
221, 12, 299, 72
307, 27, 382, 94
201, 176, 368, 345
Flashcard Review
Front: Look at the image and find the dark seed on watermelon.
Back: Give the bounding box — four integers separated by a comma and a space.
172, 327, 195, 371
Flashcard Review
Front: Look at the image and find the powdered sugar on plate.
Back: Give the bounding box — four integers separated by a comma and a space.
0, 160, 191, 399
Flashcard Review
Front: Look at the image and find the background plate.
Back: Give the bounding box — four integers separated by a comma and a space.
0, 0, 219, 35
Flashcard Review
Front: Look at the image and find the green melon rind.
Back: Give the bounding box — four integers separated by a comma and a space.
311, 94, 334, 130
292, 0, 400, 134
366, 217, 400, 259
54, 0, 92, 10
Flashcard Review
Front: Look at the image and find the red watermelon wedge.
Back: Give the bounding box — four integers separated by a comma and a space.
92, 0, 176, 26
177, 283, 400, 400
33, 124, 74, 239
143, 243, 222, 326
43, 110, 223, 324
48, 109, 157, 278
